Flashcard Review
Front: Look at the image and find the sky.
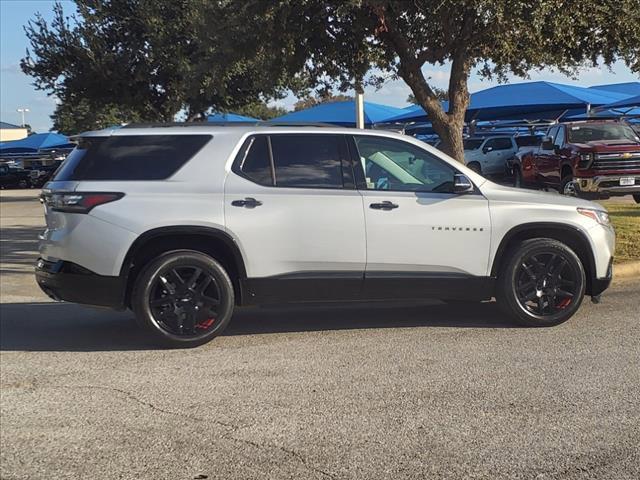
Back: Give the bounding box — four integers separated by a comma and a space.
1, 0, 638, 133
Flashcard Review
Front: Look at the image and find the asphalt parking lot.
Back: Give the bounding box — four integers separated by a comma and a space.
1, 190, 639, 480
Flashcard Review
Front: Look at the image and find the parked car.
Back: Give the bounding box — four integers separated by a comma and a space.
37, 125, 614, 347
0, 164, 31, 189
519, 120, 640, 200
463, 135, 517, 176
507, 134, 545, 187
29, 161, 64, 188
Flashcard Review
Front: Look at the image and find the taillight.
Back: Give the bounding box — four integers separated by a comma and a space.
46, 192, 124, 213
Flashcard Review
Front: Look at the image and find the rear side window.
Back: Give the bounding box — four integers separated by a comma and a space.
233, 134, 348, 189
270, 135, 344, 188
53, 135, 211, 181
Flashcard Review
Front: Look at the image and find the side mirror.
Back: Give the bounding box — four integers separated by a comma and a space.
453, 174, 474, 194
541, 136, 554, 150
482, 146, 493, 154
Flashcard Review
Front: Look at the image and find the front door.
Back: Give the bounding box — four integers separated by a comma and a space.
224, 133, 366, 303
350, 135, 492, 300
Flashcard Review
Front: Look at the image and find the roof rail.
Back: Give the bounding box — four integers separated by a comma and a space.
260, 121, 336, 128
121, 121, 261, 129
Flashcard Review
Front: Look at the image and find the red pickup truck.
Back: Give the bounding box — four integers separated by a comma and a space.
518, 120, 640, 201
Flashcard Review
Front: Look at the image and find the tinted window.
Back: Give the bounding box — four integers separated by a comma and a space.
554, 126, 565, 147
270, 135, 344, 188
53, 135, 211, 181
516, 135, 542, 147
237, 136, 273, 186
486, 137, 513, 150
464, 138, 484, 150
567, 123, 640, 143
354, 136, 455, 193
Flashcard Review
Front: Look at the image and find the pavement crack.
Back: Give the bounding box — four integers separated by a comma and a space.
224, 435, 337, 479
59, 384, 238, 430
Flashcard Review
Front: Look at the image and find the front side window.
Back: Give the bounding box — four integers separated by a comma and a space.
463, 138, 484, 150
554, 126, 565, 148
270, 134, 344, 189
353, 136, 455, 193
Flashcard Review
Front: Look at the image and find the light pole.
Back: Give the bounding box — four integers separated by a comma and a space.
16, 108, 30, 127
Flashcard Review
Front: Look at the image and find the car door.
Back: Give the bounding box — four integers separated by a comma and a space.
224, 133, 366, 302
481, 137, 512, 175
549, 125, 567, 186
350, 134, 492, 300
536, 126, 559, 184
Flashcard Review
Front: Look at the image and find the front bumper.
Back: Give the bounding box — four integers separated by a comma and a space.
35, 258, 126, 309
575, 175, 640, 196
590, 257, 613, 297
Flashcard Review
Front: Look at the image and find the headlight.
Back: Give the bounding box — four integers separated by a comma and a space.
578, 152, 594, 169
577, 207, 611, 227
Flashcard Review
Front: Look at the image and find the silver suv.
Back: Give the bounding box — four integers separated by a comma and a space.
36, 124, 614, 347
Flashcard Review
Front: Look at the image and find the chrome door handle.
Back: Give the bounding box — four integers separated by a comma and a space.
231, 197, 262, 208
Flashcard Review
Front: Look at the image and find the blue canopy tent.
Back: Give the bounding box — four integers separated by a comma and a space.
271, 101, 405, 126
207, 112, 259, 122
0, 132, 74, 154
589, 82, 640, 96
386, 81, 629, 123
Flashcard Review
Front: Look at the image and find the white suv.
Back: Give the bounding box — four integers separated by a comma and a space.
36, 124, 614, 347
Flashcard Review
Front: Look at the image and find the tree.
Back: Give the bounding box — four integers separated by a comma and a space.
293, 93, 353, 111
407, 88, 448, 105
21, 1, 294, 126
51, 99, 142, 135
226, 0, 640, 161
231, 102, 288, 120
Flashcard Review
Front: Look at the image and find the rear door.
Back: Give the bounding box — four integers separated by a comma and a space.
350, 134, 492, 300
224, 133, 366, 302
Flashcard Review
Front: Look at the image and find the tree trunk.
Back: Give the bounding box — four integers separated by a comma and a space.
432, 119, 465, 162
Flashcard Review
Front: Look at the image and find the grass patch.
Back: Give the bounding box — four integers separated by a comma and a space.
598, 203, 640, 263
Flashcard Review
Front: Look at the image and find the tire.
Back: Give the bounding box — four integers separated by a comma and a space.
132, 250, 235, 348
467, 162, 481, 174
634, 194, 640, 204
560, 175, 577, 196
496, 238, 586, 327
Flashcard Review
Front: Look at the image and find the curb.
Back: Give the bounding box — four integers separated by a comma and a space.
614, 261, 640, 280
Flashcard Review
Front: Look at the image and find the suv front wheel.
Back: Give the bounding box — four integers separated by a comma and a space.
496, 238, 586, 327
132, 250, 235, 347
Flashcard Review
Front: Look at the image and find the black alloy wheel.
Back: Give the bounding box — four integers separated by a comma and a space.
132, 250, 235, 347
497, 238, 586, 327
149, 265, 221, 336
515, 251, 578, 316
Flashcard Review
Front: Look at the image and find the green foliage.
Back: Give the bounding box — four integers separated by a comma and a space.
233, 102, 288, 121
293, 93, 353, 111
52, 99, 142, 135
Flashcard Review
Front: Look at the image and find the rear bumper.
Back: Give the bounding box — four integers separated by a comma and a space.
575, 175, 640, 196
35, 258, 126, 309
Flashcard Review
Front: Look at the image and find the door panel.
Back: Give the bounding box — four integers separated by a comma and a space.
361, 190, 491, 276
350, 134, 492, 298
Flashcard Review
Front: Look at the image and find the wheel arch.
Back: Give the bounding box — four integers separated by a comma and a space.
491, 222, 597, 295
120, 226, 248, 306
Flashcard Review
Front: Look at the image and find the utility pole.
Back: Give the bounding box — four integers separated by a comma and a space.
16, 107, 30, 127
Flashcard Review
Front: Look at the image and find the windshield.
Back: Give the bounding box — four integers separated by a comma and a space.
463, 138, 484, 150
567, 124, 640, 143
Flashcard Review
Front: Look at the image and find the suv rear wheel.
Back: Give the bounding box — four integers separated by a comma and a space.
496, 238, 586, 327
132, 250, 235, 347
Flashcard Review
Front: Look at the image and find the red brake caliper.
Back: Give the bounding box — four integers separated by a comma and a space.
196, 318, 215, 329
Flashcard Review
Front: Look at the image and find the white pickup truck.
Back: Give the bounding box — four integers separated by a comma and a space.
463, 135, 518, 176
